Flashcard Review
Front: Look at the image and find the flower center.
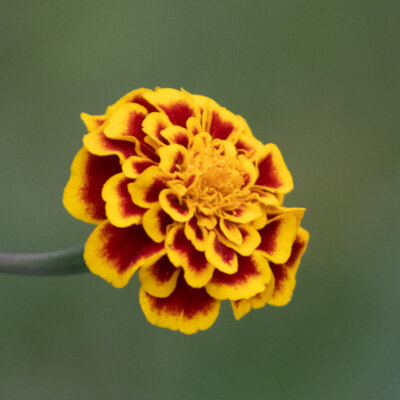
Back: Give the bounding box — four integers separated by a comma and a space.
181, 137, 249, 216
198, 155, 244, 197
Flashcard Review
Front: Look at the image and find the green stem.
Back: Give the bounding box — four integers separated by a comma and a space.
0, 245, 87, 275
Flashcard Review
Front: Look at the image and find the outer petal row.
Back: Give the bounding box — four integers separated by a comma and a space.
206, 252, 271, 300
139, 274, 221, 335
139, 256, 180, 298
231, 227, 309, 319
257, 213, 298, 263
63, 148, 120, 224
84, 222, 165, 288
144, 88, 200, 128
255, 143, 293, 194
83, 127, 138, 163
102, 173, 145, 227
268, 227, 309, 306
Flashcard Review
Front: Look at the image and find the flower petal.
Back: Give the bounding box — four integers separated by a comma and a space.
84, 222, 166, 288
218, 224, 262, 256
237, 155, 258, 189
219, 219, 243, 246
184, 217, 208, 251
128, 166, 168, 208
104, 102, 148, 142
161, 125, 192, 148
230, 298, 251, 320
186, 116, 203, 136
142, 204, 173, 243
223, 202, 263, 224
206, 252, 271, 300
159, 188, 194, 222
139, 255, 180, 298
139, 274, 221, 334
63, 148, 120, 224
81, 113, 106, 131
158, 144, 188, 174
166, 225, 215, 288
83, 128, 137, 163
122, 156, 156, 179
267, 205, 305, 224
199, 97, 248, 141
239, 224, 263, 253
142, 111, 171, 144
235, 132, 264, 159
251, 210, 268, 230
251, 187, 281, 208
196, 213, 217, 230
255, 143, 294, 193
257, 213, 298, 263
268, 227, 309, 306
105, 88, 156, 116
205, 231, 238, 274
102, 173, 145, 227
231, 276, 275, 320
143, 88, 200, 128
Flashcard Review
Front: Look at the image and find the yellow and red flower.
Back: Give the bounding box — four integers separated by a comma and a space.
63, 88, 309, 334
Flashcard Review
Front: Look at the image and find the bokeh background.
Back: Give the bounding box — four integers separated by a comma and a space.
1, 1, 399, 399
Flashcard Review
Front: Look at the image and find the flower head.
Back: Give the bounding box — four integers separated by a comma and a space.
63, 88, 309, 334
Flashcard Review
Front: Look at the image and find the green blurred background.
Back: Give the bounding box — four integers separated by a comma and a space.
1, 1, 399, 399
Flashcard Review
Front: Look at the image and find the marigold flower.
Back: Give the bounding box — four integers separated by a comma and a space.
63, 88, 309, 334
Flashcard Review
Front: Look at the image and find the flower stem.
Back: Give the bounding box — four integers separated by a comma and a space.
0, 245, 87, 275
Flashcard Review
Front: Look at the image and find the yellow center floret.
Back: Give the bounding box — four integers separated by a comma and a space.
176, 134, 253, 217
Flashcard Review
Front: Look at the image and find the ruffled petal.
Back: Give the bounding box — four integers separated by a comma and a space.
198, 97, 247, 141
235, 132, 264, 159
237, 155, 258, 189
231, 276, 275, 320
251, 210, 268, 230
206, 252, 271, 300
122, 156, 156, 179
103, 100, 159, 162
143, 88, 200, 128
205, 231, 238, 274
212, 138, 237, 157
222, 202, 263, 224
161, 125, 192, 148
63, 148, 120, 224
83, 127, 137, 163
81, 113, 106, 131
102, 173, 145, 227
142, 204, 173, 243
142, 111, 171, 144
139, 274, 221, 334
257, 213, 298, 263
218, 224, 261, 256
184, 217, 208, 251
158, 144, 188, 174
268, 227, 309, 306
267, 205, 305, 224
138, 255, 180, 298
105, 88, 156, 116
128, 166, 168, 208
186, 116, 203, 136
255, 143, 294, 193
252, 188, 281, 207
166, 225, 215, 288
159, 188, 194, 222
196, 213, 217, 230
84, 222, 166, 288
219, 219, 242, 246
104, 102, 148, 143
